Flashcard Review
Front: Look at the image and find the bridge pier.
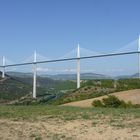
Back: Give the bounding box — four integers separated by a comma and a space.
77, 44, 80, 88
2, 56, 5, 79
138, 35, 140, 79
33, 51, 37, 99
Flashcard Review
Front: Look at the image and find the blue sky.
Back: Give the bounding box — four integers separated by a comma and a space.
0, 0, 140, 75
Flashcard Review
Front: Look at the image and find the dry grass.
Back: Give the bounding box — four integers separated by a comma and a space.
0, 117, 140, 140
0, 105, 140, 139
63, 89, 140, 108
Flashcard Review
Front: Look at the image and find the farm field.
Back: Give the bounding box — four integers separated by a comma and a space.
0, 105, 140, 140
63, 89, 140, 108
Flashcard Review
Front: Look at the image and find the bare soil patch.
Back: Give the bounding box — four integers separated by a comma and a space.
0, 117, 140, 140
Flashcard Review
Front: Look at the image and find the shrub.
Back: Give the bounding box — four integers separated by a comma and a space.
133, 104, 140, 108
92, 95, 139, 108
92, 100, 104, 107
102, 95, 122, 108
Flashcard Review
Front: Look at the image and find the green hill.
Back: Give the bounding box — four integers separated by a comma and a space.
53, 79, 140, 105
1, 71, 140, 105
0, 72, 76, 104
0, 73, 31, 103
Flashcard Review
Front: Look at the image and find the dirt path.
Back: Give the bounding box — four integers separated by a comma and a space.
63, 89, 140, 108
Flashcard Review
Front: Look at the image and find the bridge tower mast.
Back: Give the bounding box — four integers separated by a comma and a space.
138, 35, 140, 79
2, 56, 5, 78
33, 51, 37, 98
77, 44, 80, 88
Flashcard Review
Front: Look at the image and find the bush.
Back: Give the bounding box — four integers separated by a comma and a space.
92, 95, 138, 108
92, 100, 104, 107
133, 104, 140, 108
102, 95, 122, 108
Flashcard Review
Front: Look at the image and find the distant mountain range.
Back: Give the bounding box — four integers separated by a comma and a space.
6, 72, 33, 77
115, 73, 139, 79
7, 72, 111, 80
6, 71, 139, 80
43, 73, 112, 80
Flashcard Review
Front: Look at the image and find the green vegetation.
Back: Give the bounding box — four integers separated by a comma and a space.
0, 105, 140, 121
92, 100, 104, 107
53, 92, 105, 105
1, 71, 140, 106
117, 79, 140, 91
0, 74, 76, 103
0, 78, 31, 101
92, 95, 140, 108
82, 79, 114, 88
0, 105, 140, 139
53, 79, 140, 105
13, 76, 76, 91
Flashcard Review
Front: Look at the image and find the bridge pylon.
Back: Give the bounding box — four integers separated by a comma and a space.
138, 35, 140, 79
77, 44, 80, 88
2, 56, 5, 79
33, 51, 37, 99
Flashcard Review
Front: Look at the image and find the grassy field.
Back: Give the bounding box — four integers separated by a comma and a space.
0, 105, 140, 120
0, 105, 140, 140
